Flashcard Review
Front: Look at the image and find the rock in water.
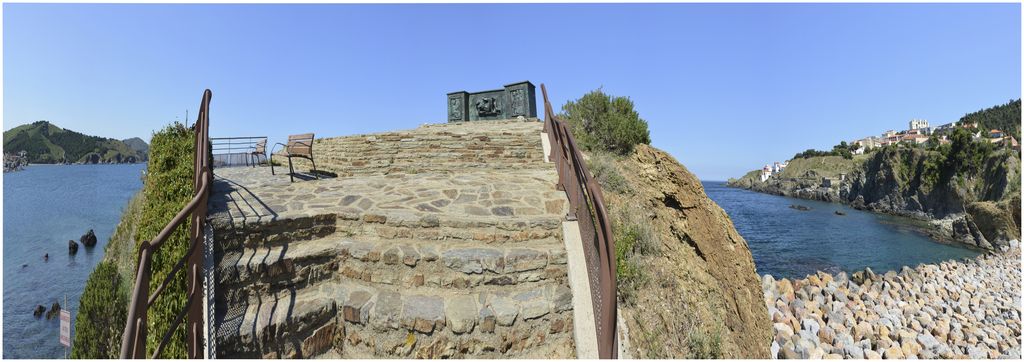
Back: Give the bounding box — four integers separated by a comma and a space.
33, 305, 45, 318
68, 240, 79, 254
45, 302, 61, 320
834, 210, 846, 216
80, 229, 98, 247
789, 204, 811, 211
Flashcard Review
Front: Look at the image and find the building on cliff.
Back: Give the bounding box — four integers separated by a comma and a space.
761, 164, 772, 182
909, 118, 930, 132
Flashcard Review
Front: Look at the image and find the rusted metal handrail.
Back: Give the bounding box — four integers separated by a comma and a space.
120, 89, 212, 359
541, 84, 618, 358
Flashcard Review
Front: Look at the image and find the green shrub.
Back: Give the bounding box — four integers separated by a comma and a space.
560, 88, 651, 155
71, 262, 129, 359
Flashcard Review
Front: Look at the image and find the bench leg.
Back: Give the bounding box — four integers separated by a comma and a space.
288, 157, 295, 183
311, 158, 320, 180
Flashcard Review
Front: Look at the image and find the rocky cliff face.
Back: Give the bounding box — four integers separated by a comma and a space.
728, 147, 1021, 251
593, 144, 771, 358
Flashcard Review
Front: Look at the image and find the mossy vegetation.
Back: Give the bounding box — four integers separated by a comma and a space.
72, 123, 195, 358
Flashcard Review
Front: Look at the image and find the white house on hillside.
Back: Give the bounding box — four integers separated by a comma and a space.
910, 119, 929, 132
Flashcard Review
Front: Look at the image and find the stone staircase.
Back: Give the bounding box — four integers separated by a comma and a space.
209, 119, 578, 358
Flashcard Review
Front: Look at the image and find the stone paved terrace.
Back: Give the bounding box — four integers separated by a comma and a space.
208, 119, 581, 359
208, 167, 566, 230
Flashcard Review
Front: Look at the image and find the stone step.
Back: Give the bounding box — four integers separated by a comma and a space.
318, 278, 576, 358
332, 237, 569, 291
216, 237, 341, 304
216, 274, 576, 358
217, 234, 570, 303
212, 210, 565, 253
215, 284, 337, 358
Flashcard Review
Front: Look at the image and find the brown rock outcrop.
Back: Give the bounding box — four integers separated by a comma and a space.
599, 144, 771, 358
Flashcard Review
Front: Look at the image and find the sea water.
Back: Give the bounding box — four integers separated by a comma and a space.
702, 181, 980, 280
3, 164, 145, 358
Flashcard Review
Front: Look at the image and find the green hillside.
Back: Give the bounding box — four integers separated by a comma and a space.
959, 99, 1020, 139
3, 121, 147, 164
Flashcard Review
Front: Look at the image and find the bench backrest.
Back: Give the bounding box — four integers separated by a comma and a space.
287, 133, 315, 157
253, 139, 266, 154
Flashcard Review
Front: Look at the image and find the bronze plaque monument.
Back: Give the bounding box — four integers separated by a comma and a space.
447, 81, 537, 122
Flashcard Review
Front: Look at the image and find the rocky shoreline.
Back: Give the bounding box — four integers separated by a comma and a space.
762, 243, 1022, 359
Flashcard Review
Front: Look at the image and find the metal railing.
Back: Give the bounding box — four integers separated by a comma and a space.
211, 136, 267, 167
540, 84, 618, 358
120, 89, 212, 359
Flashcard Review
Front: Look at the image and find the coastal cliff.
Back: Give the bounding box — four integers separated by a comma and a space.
728, 100, 1021, 251
588, 144, 771, 358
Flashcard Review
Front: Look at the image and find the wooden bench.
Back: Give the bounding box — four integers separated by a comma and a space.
248, 139, 267, 168
271, 133, 319, 182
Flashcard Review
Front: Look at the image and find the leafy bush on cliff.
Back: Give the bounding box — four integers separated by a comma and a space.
72, 123, 194, 358
944, 127, 995, 179
560, 88, 651, 155
71, 262, 129, 359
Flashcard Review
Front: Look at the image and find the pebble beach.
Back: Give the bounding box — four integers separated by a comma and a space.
762, 242, 1022, 359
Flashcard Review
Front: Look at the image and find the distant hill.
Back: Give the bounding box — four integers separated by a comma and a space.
3, 121, 148, 164
122, 137, 150, 155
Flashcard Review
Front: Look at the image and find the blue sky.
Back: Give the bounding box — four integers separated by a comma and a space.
3, 3, 1020, 180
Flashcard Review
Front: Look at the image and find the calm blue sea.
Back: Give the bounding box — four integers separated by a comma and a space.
3, 164, 145, 359
702, 181, 981, 280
